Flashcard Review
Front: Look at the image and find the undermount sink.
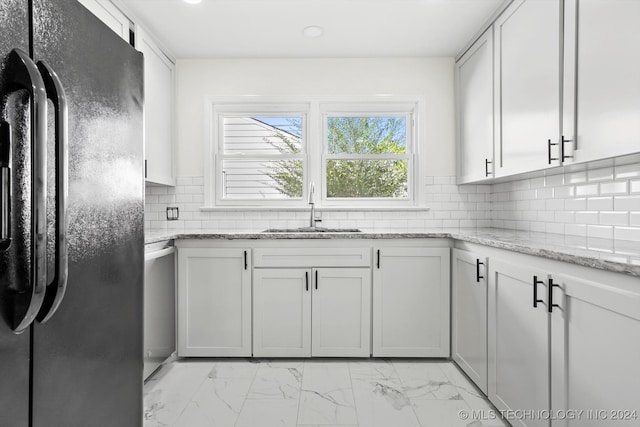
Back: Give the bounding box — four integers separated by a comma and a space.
262, 227, 362, 233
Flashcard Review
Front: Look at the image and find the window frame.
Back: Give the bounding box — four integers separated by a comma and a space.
204, 96, 424, 209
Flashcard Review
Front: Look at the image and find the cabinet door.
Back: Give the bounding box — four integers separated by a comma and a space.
495, 0, 561, 176
488, 259, 549, 427
144, 248, 176, 379
137, 26, 175, 186
372, 248, 450, 357
452, 249, 488, 394
550, 273, 640, 427
253, 268, 311, 357
77, 0, 130, 41
312, 268, 371, 357
456, 28, 494, 183
563, 0, 640, 163
177, 248, 251, 356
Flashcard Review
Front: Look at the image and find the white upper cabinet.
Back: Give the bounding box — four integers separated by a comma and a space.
563, 0, 640, 163
494, 0, 562, 176
77, 0, 130, 41
456, 28, 495, 183
137, 26, 175, 186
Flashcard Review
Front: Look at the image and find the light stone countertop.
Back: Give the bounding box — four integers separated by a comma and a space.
145, 228, 640, 277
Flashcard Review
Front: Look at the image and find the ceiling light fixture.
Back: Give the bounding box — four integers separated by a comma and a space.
303, 25, 324, 38
183, 0, 202, 4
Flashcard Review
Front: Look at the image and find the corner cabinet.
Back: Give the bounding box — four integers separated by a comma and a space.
488, 259, 550, 427
252, 247, 371, 358
562, 0, 640, 163
494, 0, 562, 176
550, 273, 640, 426
372, 247, 450, 357
451, 248, 488, 394
136, 26, 175, 186
456, 28, 495, 183
177, 247, 251, 357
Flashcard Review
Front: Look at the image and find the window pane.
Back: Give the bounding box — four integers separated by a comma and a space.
223, 116, 303, 155
222, 159, 303, 199
326, 159, 408, 198
326, 117, 406, 155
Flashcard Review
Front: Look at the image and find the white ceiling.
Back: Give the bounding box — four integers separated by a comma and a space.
116, 0, 504, 59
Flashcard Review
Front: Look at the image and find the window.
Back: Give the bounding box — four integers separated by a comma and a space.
206, 97, 422, 208
324, 115, 411, 200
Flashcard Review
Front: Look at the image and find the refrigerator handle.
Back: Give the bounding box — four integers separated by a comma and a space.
0, 122, 11, 250
5, 48, 48, 332
35, 60, 69, 324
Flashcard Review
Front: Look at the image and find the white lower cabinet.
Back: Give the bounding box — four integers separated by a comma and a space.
488, 259, 550, 427
253, 267, 371, 358
372, 247, 450, 357
452, 248, 488, 394
177, 247, 251, 357
480, 246, 640, 427
550, 273, 640, 427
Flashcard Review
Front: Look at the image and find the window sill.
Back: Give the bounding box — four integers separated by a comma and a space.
200, 205, 431, 212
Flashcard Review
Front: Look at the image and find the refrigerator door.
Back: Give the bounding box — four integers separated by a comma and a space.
31, 1, 144, 426
0, 1, 34, 426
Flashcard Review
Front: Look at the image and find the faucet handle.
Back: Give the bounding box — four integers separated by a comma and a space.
308, 182, 315, 204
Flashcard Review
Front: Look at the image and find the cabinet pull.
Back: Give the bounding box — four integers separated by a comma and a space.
547, 139, 559, 164
547, 278, 560, 313
244, 251, 248, 270
376, 249, 380, 269
476, 259, 484, 282
533, 276, 545, 308
561, 135, 573, 162
315, 270, 318, 290
305, 271, 309, 291
485, 158, 492, 177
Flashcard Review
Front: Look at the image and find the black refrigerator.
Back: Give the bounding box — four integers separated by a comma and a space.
0, 0, 144, 426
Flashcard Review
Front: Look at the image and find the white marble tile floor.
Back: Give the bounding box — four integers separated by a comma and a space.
144, 358, 508, 427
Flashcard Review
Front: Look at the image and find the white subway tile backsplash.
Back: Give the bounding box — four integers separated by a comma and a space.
145, 161, 640, 241
587, 167, 614, 182
614, 227, 640, 242
600, 181, 628, 195
587, 197, 613, 211
615, 195, 640, 211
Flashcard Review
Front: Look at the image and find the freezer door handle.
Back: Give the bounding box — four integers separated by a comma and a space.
4, 48, 49, 332
36, 60, 69, 324
0, 122, 11, 250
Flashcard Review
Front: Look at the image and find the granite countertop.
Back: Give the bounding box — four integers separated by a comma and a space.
145, 228, 640, 277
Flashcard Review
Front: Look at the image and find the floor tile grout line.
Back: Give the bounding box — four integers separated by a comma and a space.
233, 359, 261, 427
345, 359, 361, 427
390, 359, 425, 427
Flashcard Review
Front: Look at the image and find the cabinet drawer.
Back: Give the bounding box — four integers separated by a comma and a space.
253, 247, 371, 268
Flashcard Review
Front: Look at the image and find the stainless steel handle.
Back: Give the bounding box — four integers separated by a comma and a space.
5, 48, 48, 332
547, 139, 559, 164
475, 259, 484, 283
0, 122, 11, 250
35, 60, 68, 324
547, 278, 560, 313
532, 275, 545, 309
561, 136, 573, 162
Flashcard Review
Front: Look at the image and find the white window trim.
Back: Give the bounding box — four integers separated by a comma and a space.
203, 95, 425, 210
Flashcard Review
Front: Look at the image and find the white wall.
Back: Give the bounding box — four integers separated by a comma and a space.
174, 58, 456, 177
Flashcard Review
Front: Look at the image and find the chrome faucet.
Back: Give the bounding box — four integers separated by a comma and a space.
308, 182, 316, 228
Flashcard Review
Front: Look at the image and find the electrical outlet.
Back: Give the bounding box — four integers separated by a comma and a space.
166, 207, 179, 221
